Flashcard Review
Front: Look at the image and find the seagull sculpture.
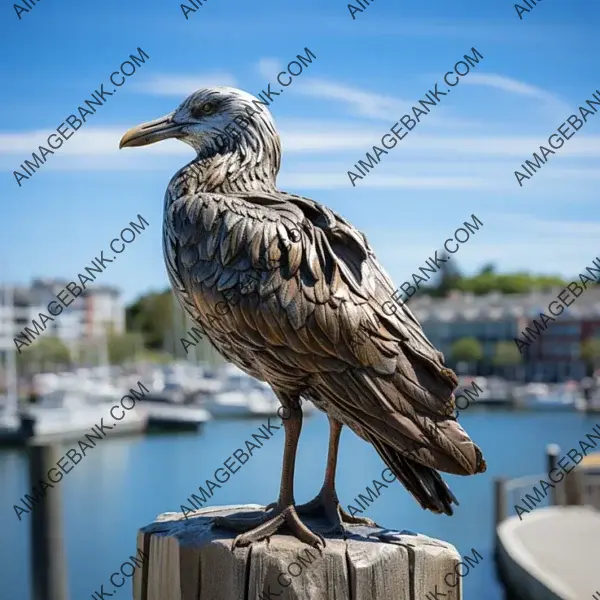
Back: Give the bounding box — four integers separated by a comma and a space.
120, 87, 486, 548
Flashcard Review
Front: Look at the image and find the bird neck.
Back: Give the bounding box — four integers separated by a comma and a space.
174, 141, 279, 195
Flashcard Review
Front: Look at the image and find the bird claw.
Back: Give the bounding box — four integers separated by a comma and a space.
338, 506, 378, 528
295, 491, 379, 533
213, 504, 326, 549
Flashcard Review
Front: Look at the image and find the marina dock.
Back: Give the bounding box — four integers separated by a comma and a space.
497, 506, 600, 600
494, 447, 600, 600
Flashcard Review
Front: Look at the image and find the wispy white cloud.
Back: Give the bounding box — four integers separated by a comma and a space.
280, 164, 600, 192
278, 122, 600, 157
460, 73, 571, 116
279, 172, 488, 190
0, 129, 190, 157
251, 55, 478, 127
4, 123, 599, 158
133, 73, 238, 96
290, 78, 478, 128
255, 59, 281, 81
402, 135, 600, 157
485, 213, 600, 237
3, 124, 600, 180
294, 79, 412, 120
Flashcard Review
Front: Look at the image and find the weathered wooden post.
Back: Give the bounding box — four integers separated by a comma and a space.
579, 453, 600, 509
546, 444, 560, 505
134, 505, 465, 599
29, 443, 69, 600
493, 477, 507, 565
494, 478, 507, 528
558, 439, 587, 507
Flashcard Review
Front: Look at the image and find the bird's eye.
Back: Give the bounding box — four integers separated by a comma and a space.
191, 103, 217, 119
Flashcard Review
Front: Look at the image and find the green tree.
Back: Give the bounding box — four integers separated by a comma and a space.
493, 341, 522, 366
581, 338, 600, 376
136, 349, 174, 364
126, 288, 173, 350
457, 270, 570, 295
428, 249, 462, 297
493, 341, 522, 379
450, 337, 484, 362
108, 332, 145, 364
419, 261, 580, 297
450, 337, 483, 376
17, 337, 72, 375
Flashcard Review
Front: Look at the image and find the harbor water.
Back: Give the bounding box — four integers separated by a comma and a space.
1, 407, 598, 599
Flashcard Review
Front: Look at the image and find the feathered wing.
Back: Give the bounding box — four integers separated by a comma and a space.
279, 193, 486, 514
164, 188, 486, 514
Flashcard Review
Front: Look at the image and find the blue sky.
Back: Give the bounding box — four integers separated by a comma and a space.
0, 0, 598, 304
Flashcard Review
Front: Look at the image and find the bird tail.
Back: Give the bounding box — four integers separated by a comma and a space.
410, 413, 488, 476
369, 436, 460, 515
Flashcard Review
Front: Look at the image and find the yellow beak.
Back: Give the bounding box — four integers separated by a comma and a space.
119, 112, 181, 148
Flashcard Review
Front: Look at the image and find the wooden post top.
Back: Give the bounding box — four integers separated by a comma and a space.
133, 504, 464, 600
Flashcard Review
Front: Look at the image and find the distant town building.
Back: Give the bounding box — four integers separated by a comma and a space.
410, 289, 600, 382
0, 279, 124, 351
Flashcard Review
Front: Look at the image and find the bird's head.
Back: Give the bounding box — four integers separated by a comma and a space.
119, 87, 281, 190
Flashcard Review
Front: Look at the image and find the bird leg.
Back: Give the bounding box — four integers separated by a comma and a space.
295, 416, 378, 532
212, 396, 325, 549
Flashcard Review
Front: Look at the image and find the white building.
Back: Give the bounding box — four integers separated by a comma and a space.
0, 279, 125, 352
